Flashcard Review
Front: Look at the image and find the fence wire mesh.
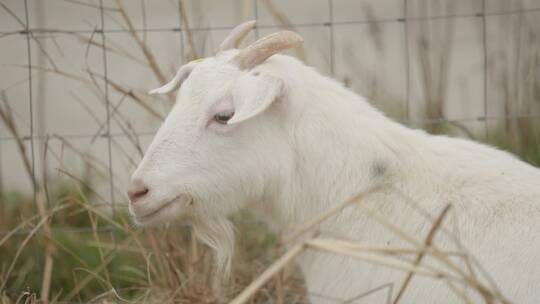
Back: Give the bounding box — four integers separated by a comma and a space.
0, 0, 539, 302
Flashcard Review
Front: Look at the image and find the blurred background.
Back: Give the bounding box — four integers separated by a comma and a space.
0, 0, 539, 303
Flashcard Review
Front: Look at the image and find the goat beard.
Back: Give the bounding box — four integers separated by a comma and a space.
192, 215, 235, 280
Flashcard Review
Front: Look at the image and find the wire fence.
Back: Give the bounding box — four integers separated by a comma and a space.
0, 3, 539, 141
0, 0, 539, 302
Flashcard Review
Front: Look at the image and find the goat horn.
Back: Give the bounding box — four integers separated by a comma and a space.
232, 30, 304, 70
219, 20, 257, 51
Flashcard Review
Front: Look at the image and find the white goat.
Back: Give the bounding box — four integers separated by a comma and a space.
128, 21, 540, 303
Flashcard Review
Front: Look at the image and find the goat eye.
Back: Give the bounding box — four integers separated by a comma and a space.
214, 111, 234, 124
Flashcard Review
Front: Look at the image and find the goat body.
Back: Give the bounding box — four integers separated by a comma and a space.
131, 23, 540, 303
256, 55, 540, 303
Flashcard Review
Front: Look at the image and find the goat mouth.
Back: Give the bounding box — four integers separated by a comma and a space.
135, 195, 187, 222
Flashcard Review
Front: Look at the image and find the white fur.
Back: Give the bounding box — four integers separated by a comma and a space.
131, 44, 540, 303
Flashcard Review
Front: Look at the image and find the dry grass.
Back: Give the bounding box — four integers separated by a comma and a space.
0, 176, 513, 303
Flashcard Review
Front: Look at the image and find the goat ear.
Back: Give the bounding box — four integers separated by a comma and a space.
148, 60, 200, 95
228, 73, 283, 125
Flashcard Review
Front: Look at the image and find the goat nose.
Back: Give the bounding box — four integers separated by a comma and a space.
127, 179, 149, 203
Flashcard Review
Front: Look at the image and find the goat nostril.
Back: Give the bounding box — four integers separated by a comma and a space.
127, 181, 149, 203
128, 187, 149, 203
